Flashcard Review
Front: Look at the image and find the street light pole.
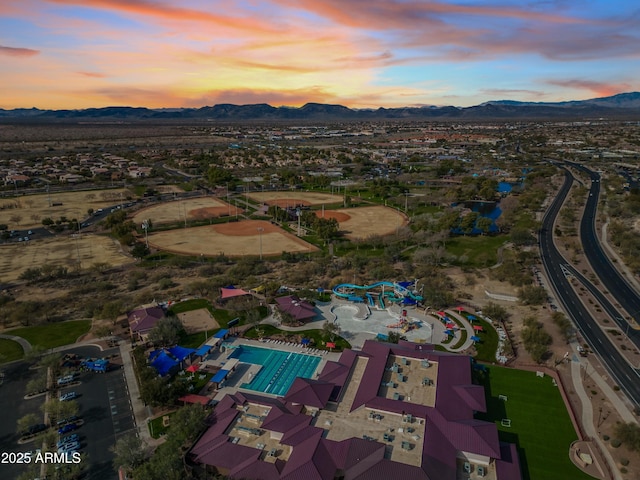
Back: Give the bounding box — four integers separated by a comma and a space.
257, 227, 264, 260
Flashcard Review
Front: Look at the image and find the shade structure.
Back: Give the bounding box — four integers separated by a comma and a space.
301, 338, 311, 345
471, 335, 481, 342
446, 323, 456, 329
443, 329, 453, 335
455, 306, 465, 312
186, 364, 199, 373
326, 342, 336, 349
467, 315, 476, 321
436, 311, 446, 317
473, 325, 483, 331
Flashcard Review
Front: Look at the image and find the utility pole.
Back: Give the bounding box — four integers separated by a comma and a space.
257, 227, 264, 260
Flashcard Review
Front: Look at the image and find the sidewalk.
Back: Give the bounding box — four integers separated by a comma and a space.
569, 349, 638, 480
118, 341, 156, 447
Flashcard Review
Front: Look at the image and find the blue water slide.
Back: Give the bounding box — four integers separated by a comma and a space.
366, 293, 375, 306
332, 281, 423, 301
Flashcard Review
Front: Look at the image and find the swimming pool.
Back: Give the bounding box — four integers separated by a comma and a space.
229, 345, 321, 396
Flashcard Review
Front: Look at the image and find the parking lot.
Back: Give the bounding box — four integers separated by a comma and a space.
0, 345, 135, 480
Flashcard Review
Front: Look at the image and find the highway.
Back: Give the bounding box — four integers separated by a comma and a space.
570, 163, 640, 349
539, 168, 640, 407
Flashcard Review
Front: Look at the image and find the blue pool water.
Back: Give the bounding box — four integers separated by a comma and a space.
229, 345, 321, 396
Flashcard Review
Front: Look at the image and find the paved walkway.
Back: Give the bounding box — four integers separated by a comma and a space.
570, 345, 638, 480
118, 341, 156, 448
0, 333, 32, 353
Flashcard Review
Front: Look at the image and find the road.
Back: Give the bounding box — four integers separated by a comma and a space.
570, 163, 640, 348
539, 168, 640, 407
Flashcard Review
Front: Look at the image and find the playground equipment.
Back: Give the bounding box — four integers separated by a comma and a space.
387, 309, 409, 329
386, 309, 420, 333
333, 281, 423, 307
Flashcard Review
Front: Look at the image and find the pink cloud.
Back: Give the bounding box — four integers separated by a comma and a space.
274, 0, 588, 30
0, 45, 40, 57
77, 71, 107, 78
545, 79, 633, 97
45, 0, 278, 34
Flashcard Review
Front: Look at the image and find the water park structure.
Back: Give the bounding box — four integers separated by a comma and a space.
332, 281, 423, 309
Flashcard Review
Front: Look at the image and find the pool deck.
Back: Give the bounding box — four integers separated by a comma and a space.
209, 338, 341, 401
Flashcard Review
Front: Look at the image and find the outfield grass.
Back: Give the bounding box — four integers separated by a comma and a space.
476, 366, 591, 480
6, 320, 91, 350
446, 235, 507, 268
0, 338, 25, 363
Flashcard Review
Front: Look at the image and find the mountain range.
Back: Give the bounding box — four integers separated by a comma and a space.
2, 92, 640, 122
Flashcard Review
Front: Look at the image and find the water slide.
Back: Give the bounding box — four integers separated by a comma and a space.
332, 281, 423, 302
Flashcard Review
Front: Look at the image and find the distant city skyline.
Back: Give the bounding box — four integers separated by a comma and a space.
1, 0, 639, 110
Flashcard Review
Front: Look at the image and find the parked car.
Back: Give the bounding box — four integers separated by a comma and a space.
58, 441, 80, 453
56, 415, 79, 426
57, 375, 74, 386
57, 434, 79, 448
58, 423, 78, 435
59, 391, 77, 402
25, 423, 47, 436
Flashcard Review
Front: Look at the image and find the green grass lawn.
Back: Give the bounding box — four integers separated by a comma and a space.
168, 298, 213, 315
0, 338, 25, 363
446, 235, 507, 268
6, 320, 91, 350
468, 316, 499, 363
148, 411, 177, 438
244, 324, 351, 351
476, 366, 592, 480
169, 299, 268, 329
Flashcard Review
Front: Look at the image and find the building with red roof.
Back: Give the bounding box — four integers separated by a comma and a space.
275, 295, 317, 323
127, 304, 165, 341
188, 340, 521, 480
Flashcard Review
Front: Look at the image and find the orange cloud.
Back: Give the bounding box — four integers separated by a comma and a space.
77, 71, 107, 78
546, 80, 633, 98
0, 45, 40, 57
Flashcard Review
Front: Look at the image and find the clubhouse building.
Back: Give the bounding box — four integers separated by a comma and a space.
188, 340, 521, 479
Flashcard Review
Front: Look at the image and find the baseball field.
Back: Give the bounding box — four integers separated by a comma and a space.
132, 197, 238, 225
147, 219, 318, 257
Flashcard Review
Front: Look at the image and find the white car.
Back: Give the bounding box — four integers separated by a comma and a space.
59, 391, 77, 402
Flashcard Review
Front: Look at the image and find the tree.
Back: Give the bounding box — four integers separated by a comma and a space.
552, 311, 572, 343
100, 300, 123, 325
131, 242, 150, 259
111, 431, 147, 473
482, 303, 510, 323
521, 316, 551, 363
476, 216, 493, 235
147, 316, 183, 347
613, 422, 640, 452
518, 285, 547, 305
26, 372, 48, 395
17, 413, 39, 435
94, 325, 112, 339
169, 403, 207, 446
322, 320, 341, 343
9, 213, 22, 226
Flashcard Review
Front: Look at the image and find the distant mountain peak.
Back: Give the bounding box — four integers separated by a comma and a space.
1, 92, 640, 121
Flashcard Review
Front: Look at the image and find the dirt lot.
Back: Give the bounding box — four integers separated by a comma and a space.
319, 206, 408, 239
0, 234, 132, 282
0, 188, 131, 229
132, 197, 236, 225
147, 219, 318, 257
247, 191, 343, 206
177, 308, 220, 334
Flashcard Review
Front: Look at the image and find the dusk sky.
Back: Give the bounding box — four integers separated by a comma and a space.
1, 0, 639, 110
